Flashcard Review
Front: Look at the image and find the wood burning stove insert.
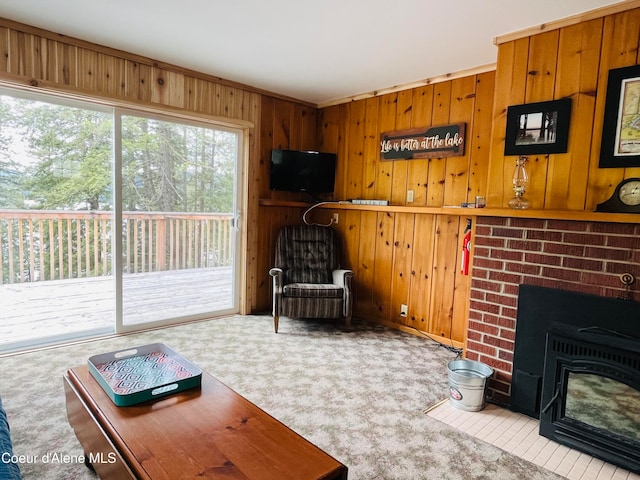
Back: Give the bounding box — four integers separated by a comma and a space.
511, 285, 640, 474
511, 285, 640, 418
539, 323, 640, 474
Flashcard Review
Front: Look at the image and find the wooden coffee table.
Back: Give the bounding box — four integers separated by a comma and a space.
64, 365, 347, 479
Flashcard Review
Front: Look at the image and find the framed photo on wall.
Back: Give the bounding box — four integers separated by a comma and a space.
504, 98, 572, 156
599, 64, 640, 168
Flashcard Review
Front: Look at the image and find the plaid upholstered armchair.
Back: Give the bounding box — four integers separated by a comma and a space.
269, 224, 354, 333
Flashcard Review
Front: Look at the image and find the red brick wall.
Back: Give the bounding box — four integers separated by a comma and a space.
466, 216, 640, 406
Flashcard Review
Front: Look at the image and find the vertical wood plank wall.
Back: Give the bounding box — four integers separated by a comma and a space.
301, 71, 497, 345
255, 97, 318, 314
486, 6, 640, 210
0, 17, 314, 315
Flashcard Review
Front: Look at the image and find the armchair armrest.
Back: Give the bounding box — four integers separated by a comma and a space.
269, 267, 283, 282
332, 269, 354, 319
332, 269, 353, 288
269, 268, 283, 317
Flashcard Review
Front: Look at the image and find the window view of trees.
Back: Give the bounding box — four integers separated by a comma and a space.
121, 114, 236, 214
0, 92, 238, 284
0, 96, 237, 213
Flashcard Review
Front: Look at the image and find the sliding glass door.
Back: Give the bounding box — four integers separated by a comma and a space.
0, 86, 242, 352
117, 112, 241, 329
0, 91, 115, 351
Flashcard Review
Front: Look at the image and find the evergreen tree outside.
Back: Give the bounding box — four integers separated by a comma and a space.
0, 92, 238, 283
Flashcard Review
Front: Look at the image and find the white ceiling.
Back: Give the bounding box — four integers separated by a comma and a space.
0, 0, 624, 105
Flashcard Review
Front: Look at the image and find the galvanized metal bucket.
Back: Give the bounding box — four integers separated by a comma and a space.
447, 359, 494, 411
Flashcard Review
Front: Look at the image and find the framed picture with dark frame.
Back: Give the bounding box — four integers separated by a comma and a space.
599, 64, 640, 168
504, 98, 572, 155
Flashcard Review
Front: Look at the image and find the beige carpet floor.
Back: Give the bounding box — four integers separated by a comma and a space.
0, 315, 567, 479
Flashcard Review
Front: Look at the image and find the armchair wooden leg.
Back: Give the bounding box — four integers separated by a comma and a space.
345, 316, 352, 331
274, 315, 279, 333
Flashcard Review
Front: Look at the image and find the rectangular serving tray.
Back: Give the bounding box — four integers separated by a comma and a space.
88, 343, 202, 407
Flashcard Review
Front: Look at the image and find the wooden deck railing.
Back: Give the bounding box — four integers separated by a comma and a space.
0, 210, 233, 284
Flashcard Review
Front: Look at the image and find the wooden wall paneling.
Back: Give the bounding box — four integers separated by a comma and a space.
236, 88, 250, 124
254, 97, 282, 310
468, 71, 495, 200
586, 8, 640, 209
451, 217, 472, 343
169, 70, 186, 108
335, 103, 349, 200
330, 209, 361, 320
145, 60, 164, 103
294, 104, 317, 151
210, 82, 222, 115
53, 41, 75, 86
254, 204, 271, 313
0, 28, 8, 73
98, 52, 126, 99
33, 35, 47, 81
375, 93, 397, 200
389, 212, 415, 325
428, 215, 459, 339
524, 31, 560, 103
289, 99, 304, 150
346, 100, 366, 200
125, 61, 151, 103
443, 76, 476, 206
426, 82, 452, 206
362, 97, 380, 199
547, 19, 603, 210
271, 99, 298, 202
373, 211, 395, 319
24, 33, 40, 79
390, 90, 413, 205
8, 30, 28, 77
220, 85, 240, 120
39, 37, 54, 82
244, 91, 261, 312
335, 209, 360, 272
185, 76, 204, 113
486, 38, 530, 208
354, 210, 377, 317
258, 97, 275, 200
78, 49, 99, 92
317, 104, 340, 201
318, 105, 339, 153
211, 83, 225, 117
522, 30, 560, 210
407, 213, 436, 331
408, 85, 434, 206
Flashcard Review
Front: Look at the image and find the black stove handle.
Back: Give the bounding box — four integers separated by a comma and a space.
541, 388, 561, 415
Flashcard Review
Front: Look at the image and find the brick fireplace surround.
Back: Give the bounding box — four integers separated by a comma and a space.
465, 216, 640, 406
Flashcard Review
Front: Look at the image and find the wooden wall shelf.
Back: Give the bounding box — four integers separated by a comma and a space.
259, 199, 640, 224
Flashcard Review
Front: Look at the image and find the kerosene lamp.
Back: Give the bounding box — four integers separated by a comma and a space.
508, 155, 530, 209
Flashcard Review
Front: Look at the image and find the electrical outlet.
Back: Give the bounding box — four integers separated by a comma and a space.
407, 190, 415, 203
400, 304, 408, 317
333, 213, 339, 224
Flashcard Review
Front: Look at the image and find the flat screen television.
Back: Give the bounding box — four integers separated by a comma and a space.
270, 149, 336, 193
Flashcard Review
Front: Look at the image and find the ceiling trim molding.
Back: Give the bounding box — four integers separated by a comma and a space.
317, 63, 497, 109
494, 0, 640, 45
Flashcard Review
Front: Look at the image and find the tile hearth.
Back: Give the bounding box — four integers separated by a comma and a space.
426, 400, 640, 480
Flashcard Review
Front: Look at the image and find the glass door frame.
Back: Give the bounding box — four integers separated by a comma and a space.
0, 83, 249, 353
112, 107, 246, 334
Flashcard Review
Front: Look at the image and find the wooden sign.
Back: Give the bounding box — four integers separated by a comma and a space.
380, 123, 465, 160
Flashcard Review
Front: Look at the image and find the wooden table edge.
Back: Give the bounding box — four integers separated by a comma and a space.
64, 366, 347, 480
